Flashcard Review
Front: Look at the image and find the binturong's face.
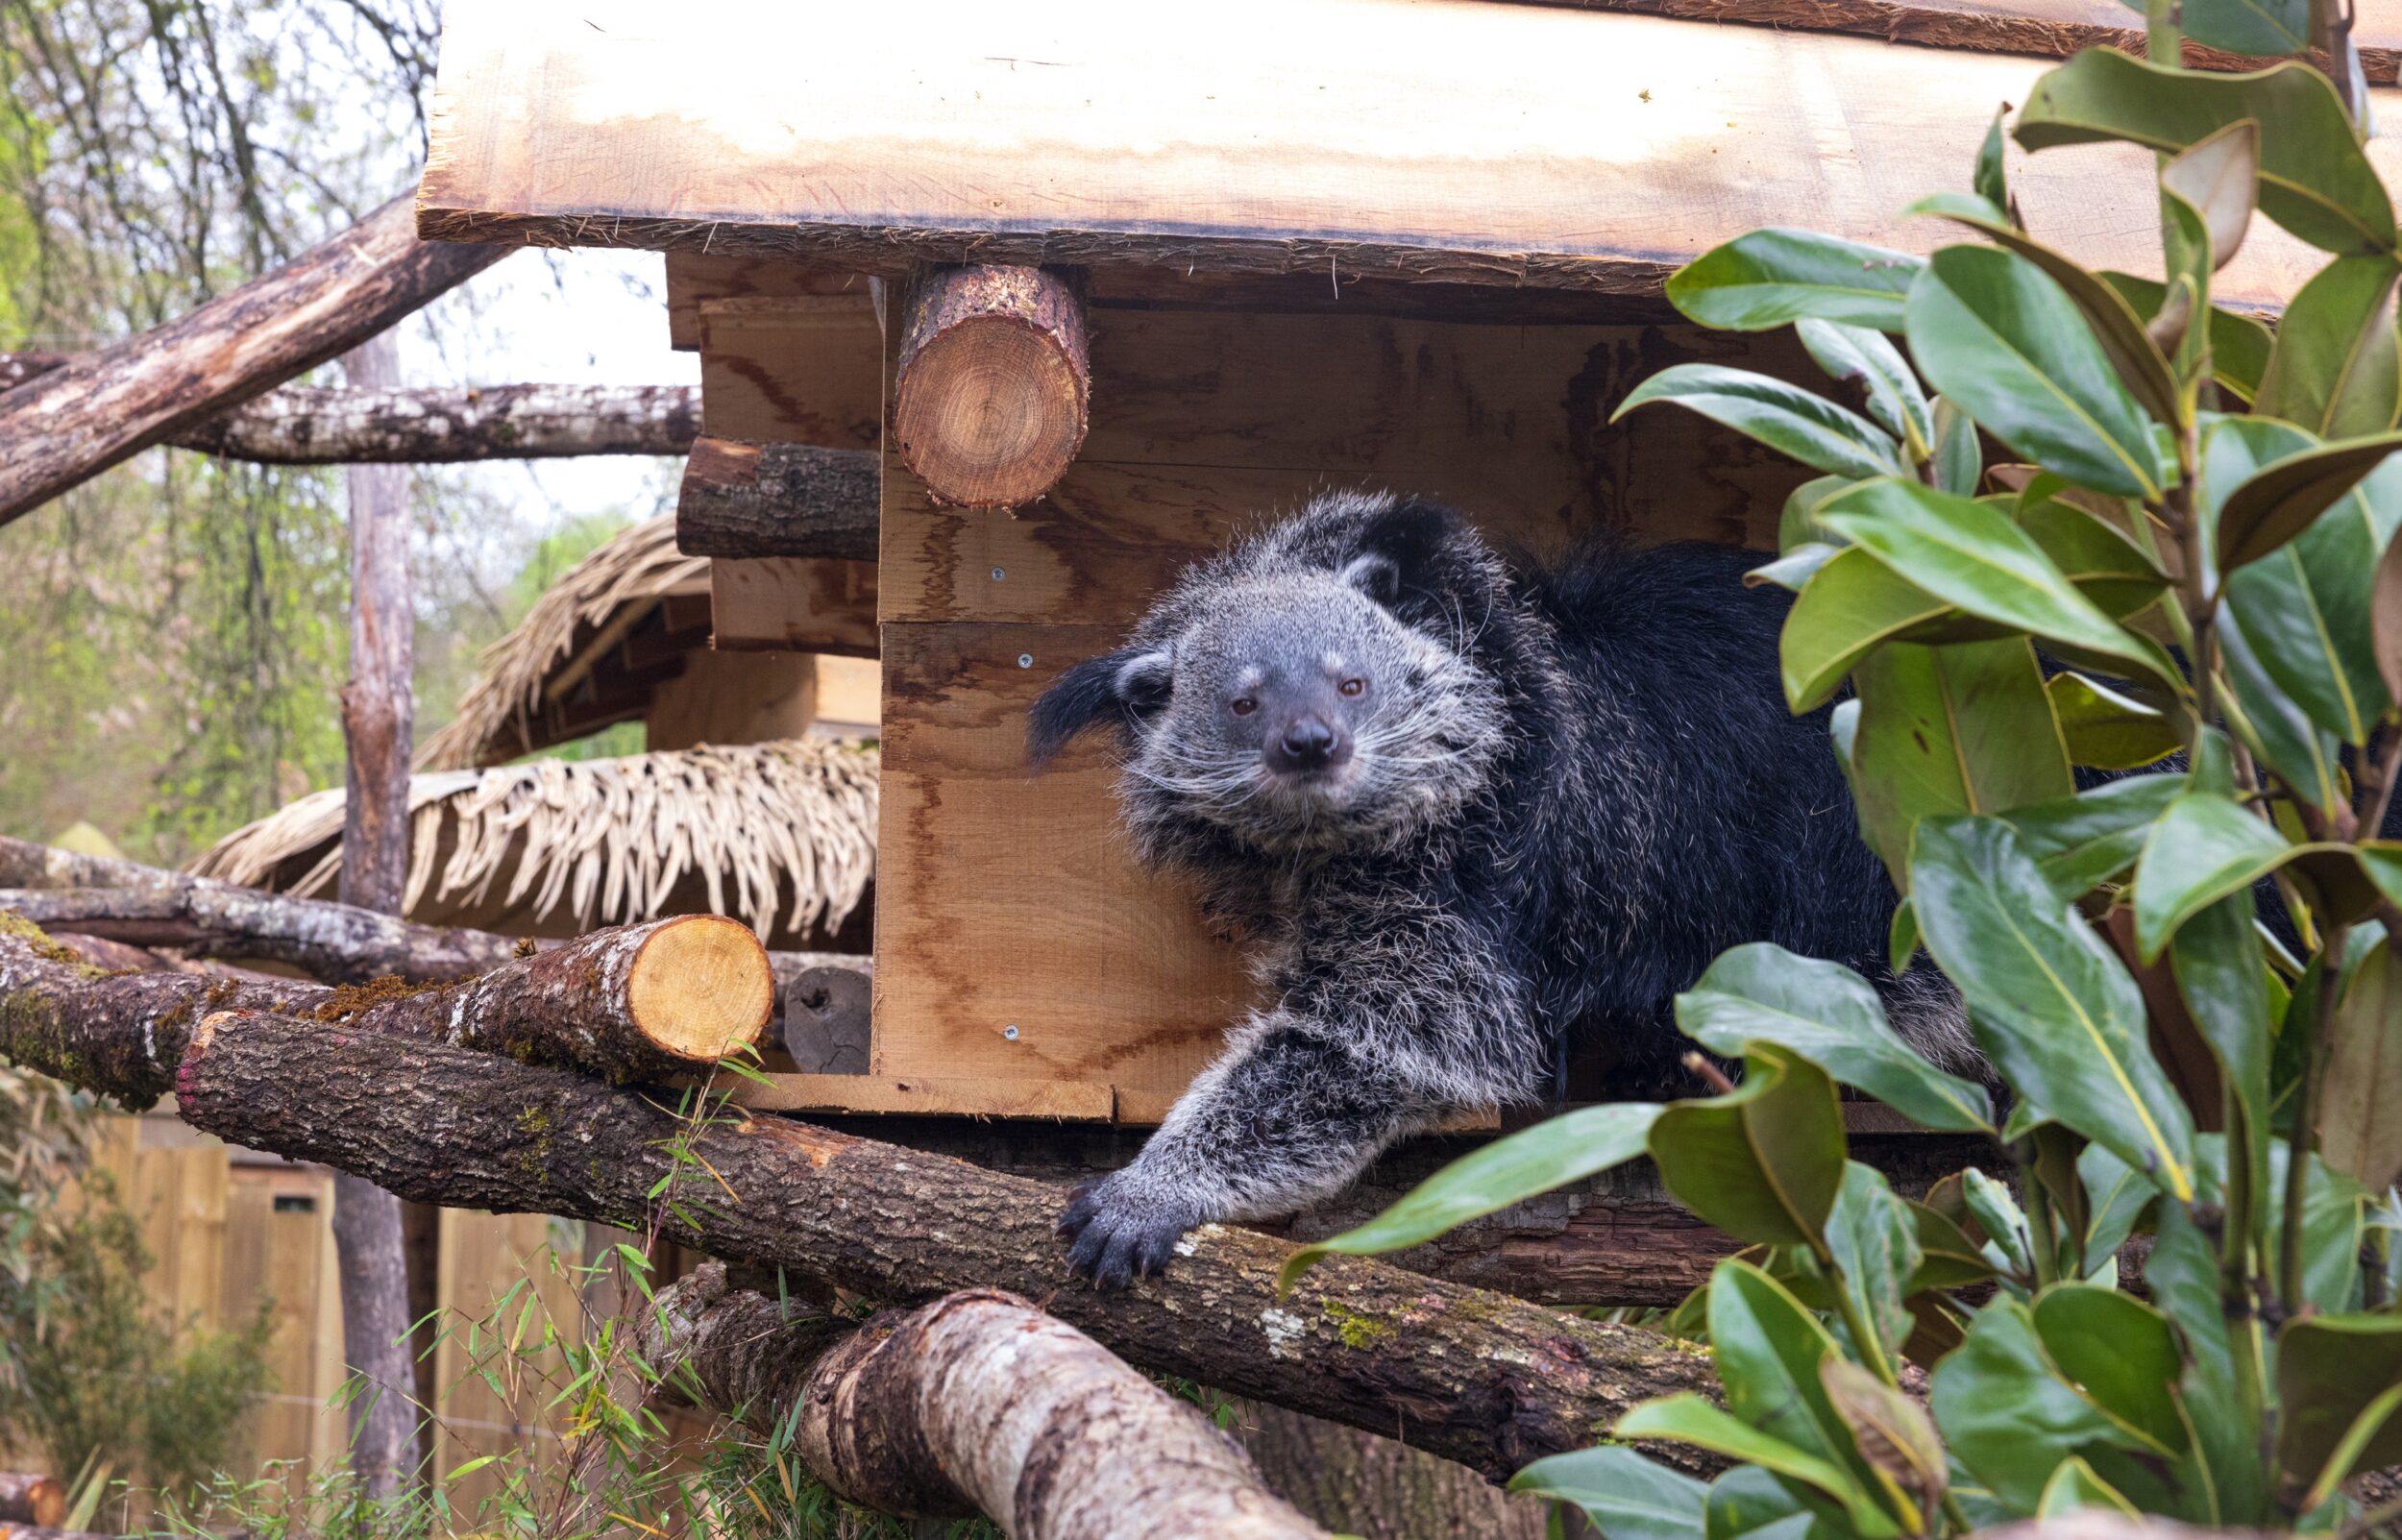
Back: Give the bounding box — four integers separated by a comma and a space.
1030, 543, 1507, 857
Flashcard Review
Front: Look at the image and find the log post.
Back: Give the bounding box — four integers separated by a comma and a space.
892, 265, 1090, 507
171, 1008, 1722, 1484
0, 916, 773, 1109
0, 194, 507, 527
641, 1262, 1329, 1539
674, 437, 880, 560
0, 1475, 62, 1528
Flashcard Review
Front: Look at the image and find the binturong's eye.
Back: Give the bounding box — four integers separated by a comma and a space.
1231, 697, 1258, 717
1338, 677, 1367, 697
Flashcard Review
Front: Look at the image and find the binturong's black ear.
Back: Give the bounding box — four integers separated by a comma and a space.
1337, 496, 1464, 611
1027, 647, 1174, 768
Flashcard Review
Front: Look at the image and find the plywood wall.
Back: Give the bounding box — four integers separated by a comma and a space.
871, 305, 1821, 1114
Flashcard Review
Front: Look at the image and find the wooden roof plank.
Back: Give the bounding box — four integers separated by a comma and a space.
421, 0, 2402, 307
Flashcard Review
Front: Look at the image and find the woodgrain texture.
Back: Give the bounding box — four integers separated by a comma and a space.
1513, 0, 2402, 79
893, 266, 1091, 508
881, 309, 1820, 628
697, 296, 883, 448
420, 0, 2397, 310
708, 557, 879, 654
666, 254, 869, 351
874, 622, 1263, 1102
674, 437, 880, 561
643, 646, 821, 751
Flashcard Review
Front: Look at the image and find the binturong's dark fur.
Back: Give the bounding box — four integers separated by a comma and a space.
1029, 491, 1968, 1288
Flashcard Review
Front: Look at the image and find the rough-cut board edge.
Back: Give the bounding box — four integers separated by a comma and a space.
1492, 0, 2402, 80
423, 210, 1677, 300
666, 253, 870, 351
726, 1073, 1950, 1134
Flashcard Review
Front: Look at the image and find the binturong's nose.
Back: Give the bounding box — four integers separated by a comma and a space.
1265, 715, 1351, 775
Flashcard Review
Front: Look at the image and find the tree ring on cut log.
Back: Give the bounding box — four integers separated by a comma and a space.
627, 915, 776, 1063
893, 265, 1090, 508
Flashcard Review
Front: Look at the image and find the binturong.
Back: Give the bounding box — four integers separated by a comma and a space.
1028, 490, 1967, 1288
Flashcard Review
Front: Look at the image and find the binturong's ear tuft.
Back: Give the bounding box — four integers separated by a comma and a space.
1027, 648, 1173, 768
1339, 496, 1462, 610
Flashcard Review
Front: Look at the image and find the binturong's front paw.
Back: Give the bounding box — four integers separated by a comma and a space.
1058, 1168, 1205, 1289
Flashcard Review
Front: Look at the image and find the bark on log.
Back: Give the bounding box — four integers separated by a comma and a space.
0, 194, 507, 527
892, 265, 1090, 507
0, 917, 772, 1107
173, 1010, 1721, 1484
0, 1475, 63, 1528
674, 437, 879, 560
0, 835, 518, 982
643, 1264, 1328, 1539
1236, 1404, 1550, 1540
2, 354, 698, 464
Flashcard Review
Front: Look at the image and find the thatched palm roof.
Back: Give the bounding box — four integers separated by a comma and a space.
419, 514, 708, 771
189, 740, 878, 946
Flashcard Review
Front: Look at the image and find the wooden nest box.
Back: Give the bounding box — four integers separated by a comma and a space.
419, 0, 2383, 1125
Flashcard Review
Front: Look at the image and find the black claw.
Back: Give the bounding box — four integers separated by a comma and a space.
1134, 1223, 1182, 1277
1058, 1183, 1101, 1238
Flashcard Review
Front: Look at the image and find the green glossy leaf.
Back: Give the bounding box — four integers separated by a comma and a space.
1825, 1163, 1923, 1358
2018, 495, 2173, 619
1998, 774, 2188, 899
1509, 1445, 1708, 1540
2146, 1202, 2275, 1527
2375, 520, 2402, 703
1667, 230, 1924, 332
1913, 817, 2198, 1200
1778, 474, 1860, 553
1931, 396, 1982, 496
1904, 244, 2167, 497
1650, 1044, 1847, 1248
2219, 429, 2402, 574
2075, 1143, 2156, 1279
2036, 1456, 2142, 1520
2277, 1314, 2402, 1493
1748, 543, 1841, 595
2047, 671, 2181, 770
1903, 1198, 1998, 1291
2017, 50, 2396, 257
2134, 793, 2294, 960
1975, 104, 2010, 214
1961, 1167, 2034, 1280
1850, 638, 2071, 889
1704, 1464, 1830, 1540
2218, 603, 2345, 814
2257, 256, 2402, 439
1908, 192, 2181, 424
2319, 940, 2402, 1193
1780, 547, 1969, 713
1615, 365, 1901, 480
1931, 1299, 2169, 1514
2099, 271, 2274, 402
1676, 943, 1994, 1133
1615, 1397, 1898, 1539
2169, 892, 2274, 1235
2225, 454, 2402, 743
1798, 318, 1933, 451
2031, 1284, 2190, 1454
2174, 0, 2309, 56
1818, 478, 2173, 685
2163, 118, 2263, 274
1888, 896, 1920, 976
1823, 1357, 1948, 1520
1709, 1259, 1906, 1531
1277, 1102, 1660, 1289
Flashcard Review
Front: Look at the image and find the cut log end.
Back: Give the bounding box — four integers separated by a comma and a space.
627, 915, 776, 1063
0, 1473, 64, 1529
893, 265, 1090, 508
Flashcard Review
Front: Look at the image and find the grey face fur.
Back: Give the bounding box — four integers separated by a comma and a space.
1115, 561, 1509, 861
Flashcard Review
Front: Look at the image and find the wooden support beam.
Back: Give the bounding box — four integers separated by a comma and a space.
893, 266, 1091, 508
0, 194, 507, 527
674, 437, 879, 560
0, 916, 772, 1107
170, 1007, 1723, 1483
0, 355, 699, 463
642, 1263, 1329, 1538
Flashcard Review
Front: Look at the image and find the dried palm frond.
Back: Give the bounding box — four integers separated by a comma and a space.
418, 515, 707, 771
189, 740, 878, 942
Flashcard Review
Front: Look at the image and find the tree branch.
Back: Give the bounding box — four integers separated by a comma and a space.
641, 1262, 1331, 1538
